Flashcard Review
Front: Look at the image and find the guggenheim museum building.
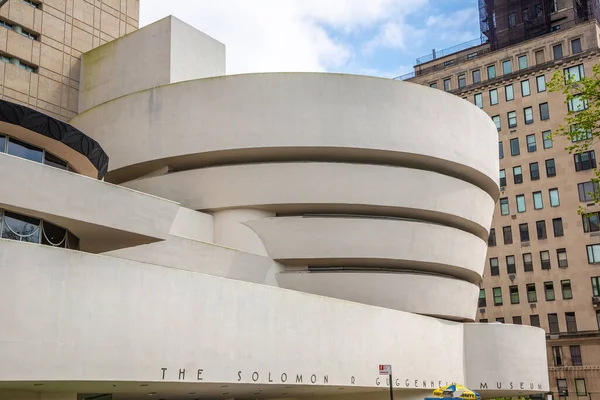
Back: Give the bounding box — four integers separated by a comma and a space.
0, 2, 549, 400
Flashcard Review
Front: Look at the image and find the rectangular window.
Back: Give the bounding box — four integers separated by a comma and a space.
518, 55, 528, 70
458, 74, 466, 88
539, 102, 550, 120
526, 134, 536, 152
537, 75, 546, 92
500, 198, 509, 215
513, 166, 523, 184
502, 59, 512, 74
472, 69, 481, 83
561, 280, 572, 299
488, 228, 496, 246
519, 223, 529, 242
516, 194, 526, 213
574, 151, 596, 171
553, 347, 564, 366
508, 111, 517, 128
541, 250, 551, 270
533, 191, 543, 209
487, 65, 496, 79
444, 78, 451, 92
566, 312, 577, 332
508, 12, 516, 27
429, 82, 437, 89
489, 89, 498, 105
510, 285, 520, 304
543, 130, 553, 148
505, 84, 514, 101
592, 276, 600, 295
575, 379, 586, 396
597, 310, 600, 329
527, 283, 537, 303
535, 50, 545, 64
478, 288, 486, 307
496, 317, 505, 323
507, 255, 516, 273
553, 44, 563, 60
572, 38, 582, 54
523, 253, 533, 271
490, 257, 500, 276
521, 79, 531, 96
544, 281, 555, 301
578, 181, 599, 202
474, 93, 483, 108
499, 141, 504, 159
553, 218, 564, 237
512, 315, 522, 324
510, 138, 520, 156
499, 169, 506, 187
557, 248, 568, 267
565, 64, 585, 82
568, 95, 587, 112
524, 106, 533, 124
492, 115, 501, 130
587, 244, 600, 264
530, 162, 539, 180
571, 346, 583, 366
557, 378, 568, 395
546, 159, 556, 177
548, 313, 559, 333
503, 225, 513, 244
530, 314, 540, 327
549, 188, 560, 206
536, 220, 547, 239
571, 125, 592, 142
493, 287, 503, 305
583, 212, 600, 233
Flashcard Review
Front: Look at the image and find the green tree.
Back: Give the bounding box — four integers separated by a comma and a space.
548, 63, 600, 213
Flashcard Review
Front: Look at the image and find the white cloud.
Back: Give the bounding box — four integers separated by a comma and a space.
139, 0, 426, 75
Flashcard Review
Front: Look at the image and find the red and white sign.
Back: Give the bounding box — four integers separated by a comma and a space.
378, 365, 392, 375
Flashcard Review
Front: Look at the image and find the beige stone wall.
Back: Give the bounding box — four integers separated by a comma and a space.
0, 0, 138, 120
409, 20, 600, 399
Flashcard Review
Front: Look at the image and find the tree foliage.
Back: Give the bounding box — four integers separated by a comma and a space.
548, 63, 600, 213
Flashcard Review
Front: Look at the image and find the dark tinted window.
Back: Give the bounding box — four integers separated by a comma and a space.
7, 137, 43, 163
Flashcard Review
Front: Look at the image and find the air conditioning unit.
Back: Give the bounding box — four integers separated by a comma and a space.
479, 307, 486, 314
521, 241, 530, 247
550, 334, 560, 340
592, 296, 600, 307
509, 274, 516, 281
530, 303, 537, 308
500, 186, 506, 192
511, 214, 517, 219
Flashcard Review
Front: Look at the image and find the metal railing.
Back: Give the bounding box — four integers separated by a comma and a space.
415, 37, 485, 65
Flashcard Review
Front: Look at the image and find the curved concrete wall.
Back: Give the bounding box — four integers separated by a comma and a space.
246, 216, 487, 282
70, 73, 499, 197
124, 162, 495, 239
276, 272, 480, 321
0, 153, 179, 253
0, 241, 549, 395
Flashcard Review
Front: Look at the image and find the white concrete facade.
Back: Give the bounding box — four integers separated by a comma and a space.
0, 15, 549, 400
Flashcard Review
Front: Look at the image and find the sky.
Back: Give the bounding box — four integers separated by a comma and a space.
139, 0, 481, 79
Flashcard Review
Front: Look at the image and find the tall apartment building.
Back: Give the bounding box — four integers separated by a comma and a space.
402, 0, 600, 397
0, 0, 138, 121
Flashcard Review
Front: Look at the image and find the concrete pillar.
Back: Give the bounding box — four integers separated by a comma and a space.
213, 209, 273, 256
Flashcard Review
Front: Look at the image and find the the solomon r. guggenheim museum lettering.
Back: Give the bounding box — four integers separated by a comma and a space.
159, 368, 543, 390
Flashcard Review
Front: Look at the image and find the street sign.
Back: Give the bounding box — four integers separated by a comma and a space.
379, 364, 392, 375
